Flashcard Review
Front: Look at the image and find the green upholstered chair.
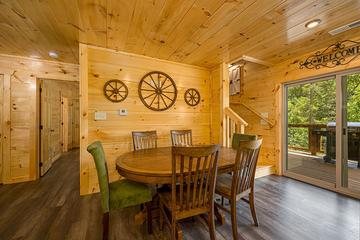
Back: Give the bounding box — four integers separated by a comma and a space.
231, 133, 257, 150
87, 141, 155, 240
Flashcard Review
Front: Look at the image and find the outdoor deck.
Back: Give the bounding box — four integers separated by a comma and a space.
287, 151, 360, 192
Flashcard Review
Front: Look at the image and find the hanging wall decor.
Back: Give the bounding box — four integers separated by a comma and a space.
138, 71, 177, 111
103, 79, 128, 102
299, 40, 360, 69
184, 88, 200, 106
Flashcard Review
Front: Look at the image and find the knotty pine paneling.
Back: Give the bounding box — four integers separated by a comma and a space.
83, 46, 212, 194
210, 66, 221, 144
230, 39, 360, 174
0, 54, 79, 184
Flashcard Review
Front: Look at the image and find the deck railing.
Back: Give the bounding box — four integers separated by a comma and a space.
288, 123, 327, 155
223, 107, 248, 147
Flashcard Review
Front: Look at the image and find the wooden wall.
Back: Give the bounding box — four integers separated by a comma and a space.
230, 38, 360, 173
80, 45, 213, 195
210, 66, 221, 144
0, 54, 78, 184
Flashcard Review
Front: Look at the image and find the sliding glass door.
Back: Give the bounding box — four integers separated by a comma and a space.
342, 73, 360, 193
284, 70, 360, 196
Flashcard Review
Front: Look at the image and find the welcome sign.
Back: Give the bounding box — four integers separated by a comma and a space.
299, 40, 360, 69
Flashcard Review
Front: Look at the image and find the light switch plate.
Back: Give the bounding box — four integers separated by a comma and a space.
94, 111, 107, 121
119, 109, 128, 116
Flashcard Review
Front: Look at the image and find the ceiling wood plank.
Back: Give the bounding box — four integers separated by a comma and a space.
0, 0, 359, 67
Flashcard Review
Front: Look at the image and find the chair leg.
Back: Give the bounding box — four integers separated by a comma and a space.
249, 191, 259, 226
176, 223, 183, 240
171, 219, 176, 240
102, 212, 109, 240
208, 210, 216, 240
145, 202, 153, 234
159, 202, 164, 231
230, 200, 238, 240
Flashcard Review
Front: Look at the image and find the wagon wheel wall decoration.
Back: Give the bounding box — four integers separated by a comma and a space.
138, 71, 177, 111
103, 79, 128, 102
184, 88, 200, 106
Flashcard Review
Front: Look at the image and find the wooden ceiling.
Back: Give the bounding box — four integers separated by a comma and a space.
1, 0, 360, 68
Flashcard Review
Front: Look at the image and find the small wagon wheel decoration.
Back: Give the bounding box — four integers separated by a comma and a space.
138, 71, 177, 111
103, 79, 128, 103
184, 88, 200, 106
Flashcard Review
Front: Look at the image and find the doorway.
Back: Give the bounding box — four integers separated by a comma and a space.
39, 79, 79, 176
283, 70, 360, 197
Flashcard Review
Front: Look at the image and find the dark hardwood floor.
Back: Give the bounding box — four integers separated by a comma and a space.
0, 149, 359, 240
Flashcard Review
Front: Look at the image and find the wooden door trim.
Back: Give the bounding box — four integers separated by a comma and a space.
2, 74, 11, 183
36, 78, 42, 178
61, 96, 69, 153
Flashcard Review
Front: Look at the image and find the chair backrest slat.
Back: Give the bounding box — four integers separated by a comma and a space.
231, 139, 262, 197
132, 130, 157, 151
171, 145, 220, 213
192, 158, 201, 208
197, 155, 208, 208
170, 130, 192, 146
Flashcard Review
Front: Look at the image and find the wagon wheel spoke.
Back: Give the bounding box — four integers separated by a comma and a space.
141, 89, 156, 92
157, 95, 160, 109
162, 93, 173, 101
108, 84, 116, 91
149, 75, 158, 89
144, 92, 156, 99
149, 94, 157, 107
157, 73, 160, 89
160, 94, 168, 108
160, 77, 168, 88
109, 92, 116, 98
143, 80, 157, 90
162, 84, 174, 90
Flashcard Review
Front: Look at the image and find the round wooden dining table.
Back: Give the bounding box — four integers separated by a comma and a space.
116, 146, 233, 226
116, 146, 237, 184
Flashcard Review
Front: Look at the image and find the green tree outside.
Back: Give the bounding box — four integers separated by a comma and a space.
287, 74, 360, 150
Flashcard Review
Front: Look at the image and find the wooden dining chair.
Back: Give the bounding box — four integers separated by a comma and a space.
87, 141, 155, 240
231, 133, 257, 149
132, 130, 157, 151
158, 144, 221, 240
215, 139, 262, 240
170, 129, 192, 146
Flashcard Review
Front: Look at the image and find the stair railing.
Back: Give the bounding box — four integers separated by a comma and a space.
223, 107, 248, 147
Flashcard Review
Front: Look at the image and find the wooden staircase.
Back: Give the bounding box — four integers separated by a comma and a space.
223, 106, 275, 178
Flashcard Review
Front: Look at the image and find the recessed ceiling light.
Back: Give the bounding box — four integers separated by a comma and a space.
48, 50, 59, 59
305, 19, 321, 29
